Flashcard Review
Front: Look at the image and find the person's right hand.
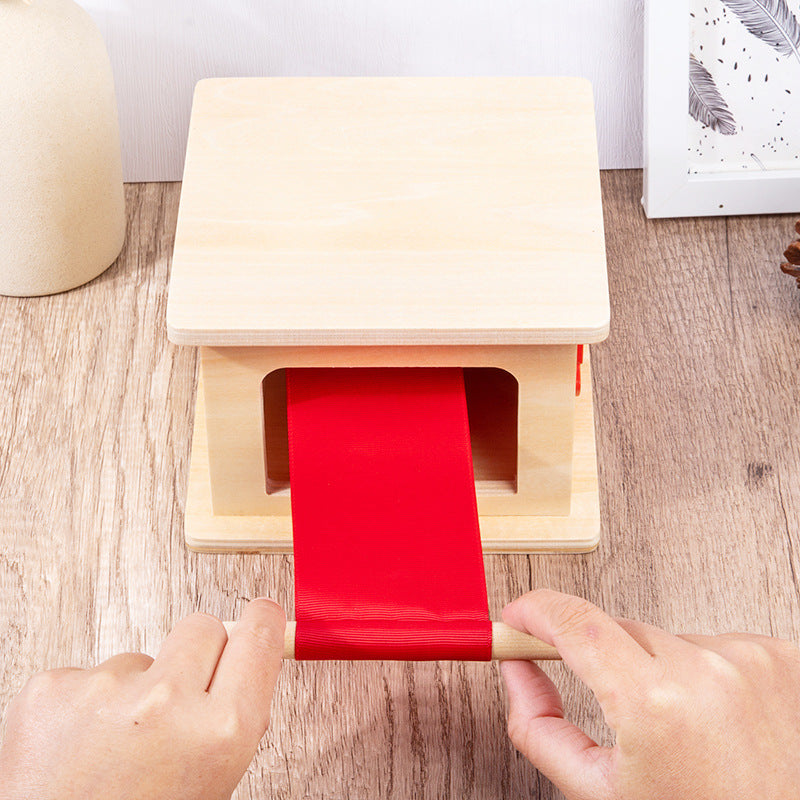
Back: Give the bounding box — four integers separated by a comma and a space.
501, 589, 800, 800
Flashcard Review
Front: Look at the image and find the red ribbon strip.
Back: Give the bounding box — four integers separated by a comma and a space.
286, 367, 492, 660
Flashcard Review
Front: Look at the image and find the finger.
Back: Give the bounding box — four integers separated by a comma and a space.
16, 667, 84, 701
6, 668, 85, 725
503, 590, 652, 712
95, 652, 154, 675
209, 598, 285, 737
501, 660, 613, 799
678, 631, 799, 674
148, 613, 228, 690
615, 618, 694, 658
679, 631, 779, 649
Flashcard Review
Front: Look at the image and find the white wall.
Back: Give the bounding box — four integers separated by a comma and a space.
79, 0, 644, 182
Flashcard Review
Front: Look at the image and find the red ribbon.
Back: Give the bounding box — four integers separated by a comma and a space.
286, 367, 492, 660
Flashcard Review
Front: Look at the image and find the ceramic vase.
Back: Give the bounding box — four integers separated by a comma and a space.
0, 0, 125, 296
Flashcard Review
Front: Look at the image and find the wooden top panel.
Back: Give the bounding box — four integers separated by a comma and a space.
167, 77, 609, 346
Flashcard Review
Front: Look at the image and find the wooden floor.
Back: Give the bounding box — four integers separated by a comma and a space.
1, 170, 799, 799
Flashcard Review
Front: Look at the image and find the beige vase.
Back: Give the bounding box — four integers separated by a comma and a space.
0, 0, 125, 296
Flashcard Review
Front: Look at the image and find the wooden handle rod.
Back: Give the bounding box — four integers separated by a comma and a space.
490, 622, 560, 661
222, 621, 560, 661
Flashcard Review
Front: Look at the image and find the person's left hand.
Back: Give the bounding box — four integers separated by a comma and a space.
0, 599, 285, 800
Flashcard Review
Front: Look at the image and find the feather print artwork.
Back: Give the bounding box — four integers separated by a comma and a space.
721, 0, 800, 63
689, 54, 738, 134
689, 0, 800, 173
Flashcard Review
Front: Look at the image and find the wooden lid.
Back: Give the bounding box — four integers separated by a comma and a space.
167, 77, 609, 347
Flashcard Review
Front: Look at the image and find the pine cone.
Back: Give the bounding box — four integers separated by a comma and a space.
781, 221, 800, 288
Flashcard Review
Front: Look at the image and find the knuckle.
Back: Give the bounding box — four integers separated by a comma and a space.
709, 638, 779, 681
640, 681, 683, 718
11, 669, 80, 721
135, 679, 180, 721
218, 710, 246, 743
85, 669, 122, 699
115, 651, 155, 670
697, 649, 750, 702
772, 637, 800, 668
209, 708, 257, 754
739, 641, 774, 672
553, 598, 600, 640
701, 647, 741, 681
20, 669, 65, 701
20, 671, 50, 699
506, 711, 530, 754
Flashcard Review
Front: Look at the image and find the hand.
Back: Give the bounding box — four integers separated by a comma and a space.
501, 589, 800, 800
0, 599, 285, 800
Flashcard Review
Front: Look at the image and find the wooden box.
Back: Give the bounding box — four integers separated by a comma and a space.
167, 77, 609, 553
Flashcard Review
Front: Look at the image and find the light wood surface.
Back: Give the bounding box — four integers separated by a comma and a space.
204, 345, 579, 516
172, 77, 606, 552
167, 77, 609, 347
200, 344, 576, 517
186, 352, 600, 552
221, 622, 560, 662
3, 174, 800, 799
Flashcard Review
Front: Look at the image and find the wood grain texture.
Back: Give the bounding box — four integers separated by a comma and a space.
199, 344, 576, 518
185, 352, 600, 553
167, 78, 609, 347
2, 173, 800, 799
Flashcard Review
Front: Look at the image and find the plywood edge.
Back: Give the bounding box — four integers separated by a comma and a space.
182, 361, 601, 554
167, 323, 610, 348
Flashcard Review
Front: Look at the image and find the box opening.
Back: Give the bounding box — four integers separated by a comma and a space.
262, 367, 518, 496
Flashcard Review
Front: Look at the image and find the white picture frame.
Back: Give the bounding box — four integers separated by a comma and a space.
643, 0, 800, 218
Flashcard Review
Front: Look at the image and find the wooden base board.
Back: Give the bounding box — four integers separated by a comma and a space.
183, 365, 601, 553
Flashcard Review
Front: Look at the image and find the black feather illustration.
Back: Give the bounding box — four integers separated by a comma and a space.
689, 54, 738, 135
721, 0, 800, 62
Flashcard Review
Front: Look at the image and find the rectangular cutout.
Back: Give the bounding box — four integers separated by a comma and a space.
263, 368, 518, 496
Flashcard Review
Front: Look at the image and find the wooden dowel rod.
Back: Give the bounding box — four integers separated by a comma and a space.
222, 621, 560, 661
490, 622, 560, 661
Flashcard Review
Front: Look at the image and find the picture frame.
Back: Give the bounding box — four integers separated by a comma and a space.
643, 0, 800, 218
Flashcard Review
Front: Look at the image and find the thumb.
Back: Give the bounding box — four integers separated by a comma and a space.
502, 660, 613, 800
209, 598, 286, 736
